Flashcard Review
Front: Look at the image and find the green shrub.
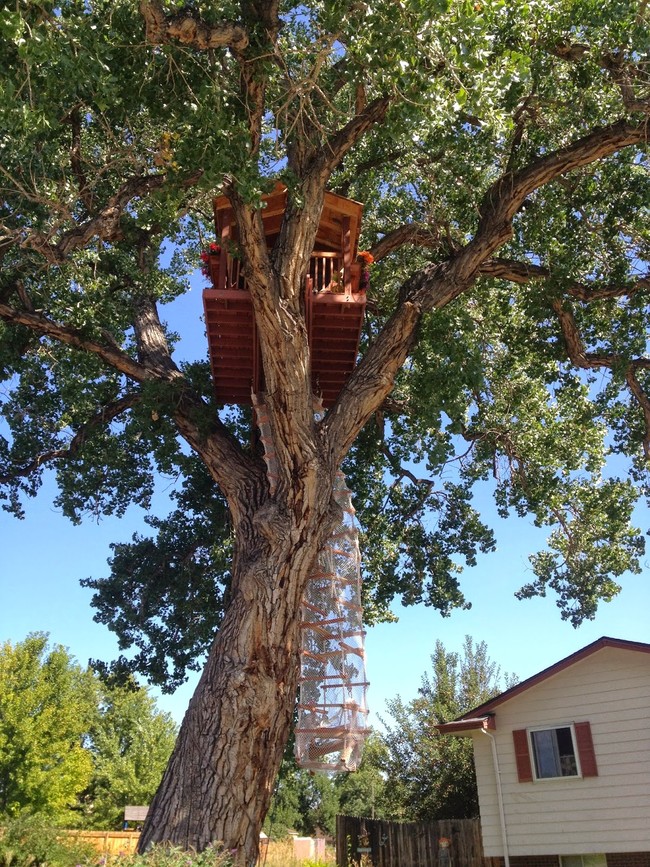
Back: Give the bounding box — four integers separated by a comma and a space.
0, 814, 95, 867
119, 845, 232, 867
0, 819, 234, 867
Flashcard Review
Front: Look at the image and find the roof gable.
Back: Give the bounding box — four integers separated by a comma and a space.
457, 636, 650, 721
213, 182, 363, 254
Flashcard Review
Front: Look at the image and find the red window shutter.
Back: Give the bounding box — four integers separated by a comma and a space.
512, 729, 533, 782
574, 721, 598, 777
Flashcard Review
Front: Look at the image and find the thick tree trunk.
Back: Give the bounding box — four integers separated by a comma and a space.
138, 472, 333, 865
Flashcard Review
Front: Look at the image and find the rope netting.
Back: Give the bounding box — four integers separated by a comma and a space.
253, 395, 370, 772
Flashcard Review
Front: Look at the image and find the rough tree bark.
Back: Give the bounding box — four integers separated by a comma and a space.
138, 173, 350, 862
139, 469, 337, 861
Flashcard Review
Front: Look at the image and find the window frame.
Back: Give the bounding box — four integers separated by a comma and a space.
512, 720, 598, 783
559, 855, 606, 867
527, 723, 582, 781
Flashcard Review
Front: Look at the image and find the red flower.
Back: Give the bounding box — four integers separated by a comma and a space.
200, 243, 221, 277
358, 250, 374, 265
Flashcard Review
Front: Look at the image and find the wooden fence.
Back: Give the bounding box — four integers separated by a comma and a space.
65, 830, 141, 857
336, 816, 502, 867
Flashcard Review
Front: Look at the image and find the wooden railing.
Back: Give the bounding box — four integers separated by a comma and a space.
309, 252, 362, 294
309, 252, 343, 292
208, 253, 243, 290
208, 251, 361, 294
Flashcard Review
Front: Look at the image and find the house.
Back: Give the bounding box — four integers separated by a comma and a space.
437, 637, 650, 867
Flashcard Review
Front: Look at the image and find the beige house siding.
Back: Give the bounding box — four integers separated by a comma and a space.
470, 647, 650, 858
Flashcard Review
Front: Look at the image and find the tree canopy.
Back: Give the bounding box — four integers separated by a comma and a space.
0, 635, 176, 827
1, 0, 648, 857
381, 636, 512, 821
2, 0, 647, 689
0, 634, 96, 819
81, 677, 178, 829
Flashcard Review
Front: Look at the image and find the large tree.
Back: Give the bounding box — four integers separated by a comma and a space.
381, 637, 511, 821
81, 678, 177, 830
0, 634, 96, 819
1, 0, 648, 862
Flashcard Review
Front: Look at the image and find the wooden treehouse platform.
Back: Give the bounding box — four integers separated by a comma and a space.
203, 184, 367, 407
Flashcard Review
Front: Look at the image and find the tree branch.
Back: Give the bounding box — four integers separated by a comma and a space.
221, 180, 320, 481
0, 299, 260, 510
242, 0, 281, 40
64, 107, 95, 214
551, 298, 650, 457
549, 43, 650, 114
506, 93, 538, 173
236, 2, 282, 154
473, 119, 649, 251
132, 296, 184, 380
370, 224, 442, 261
311, 96, 391, 181
625, 365, 650, 459
601, 52, 650, 114
551, 298, 650, 373
325, 117, 649, 462
0, 395, 141, 484
169, 389, 264, 525
263, 93, 394, 334
480, 257, 650, 301
21, 173, 168, 264
139, 1, 249, 52
0, 302, 149, 381
140, 2, 278, 162
332, 148, 406, 197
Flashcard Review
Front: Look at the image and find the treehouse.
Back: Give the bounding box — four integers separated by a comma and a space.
202, 183, 367, 407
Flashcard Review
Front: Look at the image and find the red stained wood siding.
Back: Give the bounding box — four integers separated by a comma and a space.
204, 187, 366, 407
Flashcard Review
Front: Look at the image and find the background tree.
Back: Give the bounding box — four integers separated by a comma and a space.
1, 0, 649, 861
0, 634, 96, 819
381, 638, 512, 820
266, 734, 391, 834
0, 634, 176, 828
263, 757, 304, 840
293, 772, 340, 838
265, 749, 341, 838
335, 733, 392, 821
80, 678, 177, 830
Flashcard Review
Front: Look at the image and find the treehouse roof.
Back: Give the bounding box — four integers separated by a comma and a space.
213, 182, 364, 254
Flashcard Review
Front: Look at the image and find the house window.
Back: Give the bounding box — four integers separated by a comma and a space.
512, 721, 598, 782
560, 856, 606, 867
529, 725, 578, 778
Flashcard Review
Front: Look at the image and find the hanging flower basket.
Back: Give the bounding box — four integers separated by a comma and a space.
200, 242, 221, 285
356, 250, 374, 292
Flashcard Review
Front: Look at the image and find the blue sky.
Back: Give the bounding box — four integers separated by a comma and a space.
1, 274, 649, 727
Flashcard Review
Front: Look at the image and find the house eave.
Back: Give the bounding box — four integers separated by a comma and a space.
454, 635, 650, 721
436, 715, 496, 735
